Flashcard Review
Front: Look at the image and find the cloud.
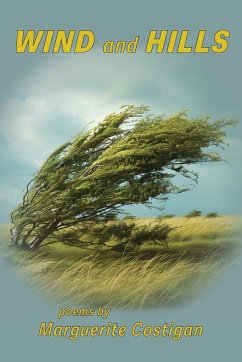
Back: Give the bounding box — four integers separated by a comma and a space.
1, 53, 193, 164
0, 52, 241, 222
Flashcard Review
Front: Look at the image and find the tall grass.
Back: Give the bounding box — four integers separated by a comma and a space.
7, 248, 225, 309
2, 216, 241, 309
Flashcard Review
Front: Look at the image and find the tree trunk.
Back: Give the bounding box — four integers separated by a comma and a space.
10, 219, 60, 250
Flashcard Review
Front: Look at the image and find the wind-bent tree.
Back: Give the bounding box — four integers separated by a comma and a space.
10, 105, 236, 250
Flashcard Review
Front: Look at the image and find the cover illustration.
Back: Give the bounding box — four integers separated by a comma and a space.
0, 1, 242, 361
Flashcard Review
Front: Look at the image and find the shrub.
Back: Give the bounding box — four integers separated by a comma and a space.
185, 210, 202, 218
156, 214, 174, 221
163, 214, 175, 219
101, 212, 118, 221
130, 224, 172, 247
122, 215, 136, 220
205, 212, 219, 218
56, 220, 172, 252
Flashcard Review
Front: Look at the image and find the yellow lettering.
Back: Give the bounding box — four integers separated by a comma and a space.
103, 40, 114, 53
38, 322, 53, 336
146, 30, 168, 53
53, 30, 75, 53
212, 29, 230, 53
75, 30, 95, 53
127, 36, 139, 52
16, 30, 44, 53
177, 31, 192, 53
132, 322, 143, 336
43, 30, 54, 53
195, 30, 209, 53
115, 40, 126, 53
167, 30, 178, 53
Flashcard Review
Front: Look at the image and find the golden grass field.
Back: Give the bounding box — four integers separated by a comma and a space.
1, 216, 241, 309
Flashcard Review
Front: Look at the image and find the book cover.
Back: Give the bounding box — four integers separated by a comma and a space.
1, 1, 241, 361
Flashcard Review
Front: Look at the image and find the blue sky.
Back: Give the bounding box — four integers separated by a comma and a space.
0, 51, 241, 222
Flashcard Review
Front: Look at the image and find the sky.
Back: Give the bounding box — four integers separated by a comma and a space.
0, 49, 241, 223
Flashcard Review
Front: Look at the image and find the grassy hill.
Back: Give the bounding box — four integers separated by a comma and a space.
1, 216, 241, 309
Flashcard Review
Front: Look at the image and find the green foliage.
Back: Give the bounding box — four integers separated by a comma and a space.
56, 220, 172, 252
122, 215, 136, 220
205, 212, 219, 218
129, 224, 171, 247
57, 229, 78, 243
10, 105, 237, 250
157, 214, 175, 220
99, 212, 118, 221
185, 210, 202, 218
